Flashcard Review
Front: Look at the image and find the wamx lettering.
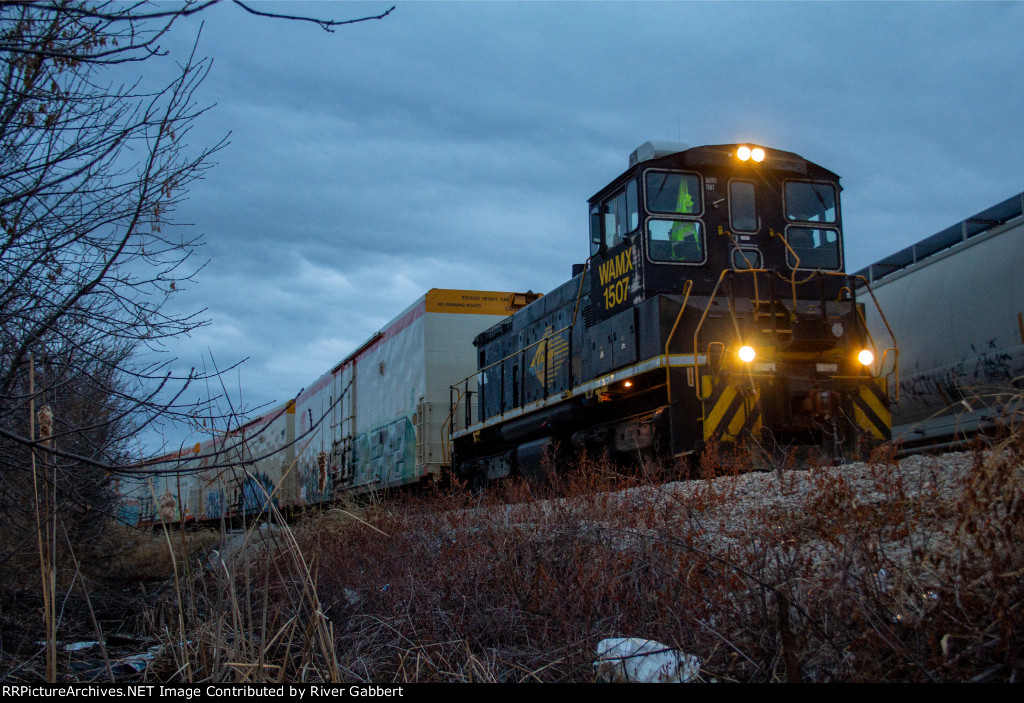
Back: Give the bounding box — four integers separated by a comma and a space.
599, 248, 634, 310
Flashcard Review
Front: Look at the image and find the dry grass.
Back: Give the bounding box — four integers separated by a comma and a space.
105, 528, 222, 584
135, 512, 341, 683
3, 432, 1021, 683
283, 438, 1023, 682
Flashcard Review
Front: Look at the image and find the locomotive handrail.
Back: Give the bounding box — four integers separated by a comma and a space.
849, 275, 899, 356
664, 279, 694, 404
692, 268, 776, 400
850, 274, 901, 402
718, 229, 766, 303
721, 229, 821, 313
446, 255, 593, 447
768, 229, 804, 309
722, 227, 822, 310
691, 268, 733, 399
691, 269, 899, 400
691, 269, 756, 401
440, 384, 468, 464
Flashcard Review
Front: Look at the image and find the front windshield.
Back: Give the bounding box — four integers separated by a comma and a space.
787, 227, 840, 269
785, 182, 837, 223
648, 219, 704, 263
646, 172, 702, 214
730, 181, 757, 232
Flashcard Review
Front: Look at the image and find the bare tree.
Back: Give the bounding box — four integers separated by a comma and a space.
0, 1, 225, 547
0, 0, 393, 681
0, 0, 392, 622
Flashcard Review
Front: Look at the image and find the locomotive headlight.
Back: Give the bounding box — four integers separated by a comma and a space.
736, 146, 765, 162
858, 349, 875, 366
738, 345, 756, 363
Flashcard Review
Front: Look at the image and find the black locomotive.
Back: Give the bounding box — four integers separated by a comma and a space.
450, 142, 894, 481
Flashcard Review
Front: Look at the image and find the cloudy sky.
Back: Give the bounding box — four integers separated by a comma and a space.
141, 0, 1024, 451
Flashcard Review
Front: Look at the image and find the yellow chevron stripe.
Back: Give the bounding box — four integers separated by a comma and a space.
862, 380, 890, 427
727, 397, 749, 439
853, 380, 890, 440
704, 385, 736, 440
854, 404, 886, 440
702, 376, 762, 442
727, 394, 760, 440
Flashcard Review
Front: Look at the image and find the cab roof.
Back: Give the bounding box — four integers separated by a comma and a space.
589, 142, 841, 205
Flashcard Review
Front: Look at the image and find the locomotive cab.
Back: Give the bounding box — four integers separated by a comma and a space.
587, 141, 847, 318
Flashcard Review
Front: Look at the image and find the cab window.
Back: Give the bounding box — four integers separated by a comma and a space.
602, 194, 623, 248
729, 181, 758, 232
785, 182, 837, 223
595, 179, 639, 250
590, 205, 601, 256
625, 180, 639, 231
646, 172, 701, 215
731, 249, 762, 270
787, 227, 840, 269
648, 219, 704, 263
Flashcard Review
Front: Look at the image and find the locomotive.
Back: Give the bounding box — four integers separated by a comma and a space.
449, 141, 896, 483
118, 141, 896, 527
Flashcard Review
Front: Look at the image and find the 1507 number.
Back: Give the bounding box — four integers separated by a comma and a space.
603, 277, 629, 310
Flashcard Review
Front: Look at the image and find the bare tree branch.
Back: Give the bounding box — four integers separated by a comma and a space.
231, 1, 395, 32
0, 0, 392, 576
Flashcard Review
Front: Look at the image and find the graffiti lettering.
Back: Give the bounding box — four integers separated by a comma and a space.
239, 472, 275, 515
351, 417, 415, 486
898, 345, 1024, 419
204, 488, 226, 520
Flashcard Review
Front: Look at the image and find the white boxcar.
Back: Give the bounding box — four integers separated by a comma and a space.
291, 288, 531, 502
856, 192, 1024, 447
119, 288, 531, 524
118, 400, 295, 525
